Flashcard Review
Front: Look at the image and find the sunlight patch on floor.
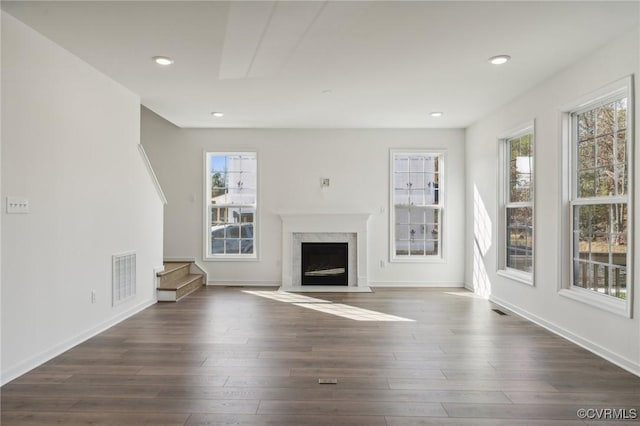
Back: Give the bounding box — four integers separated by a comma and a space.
444, 291, 485, 299
242, 290, 330, 304
242, 290, 414, 322
294, 302, 415, 321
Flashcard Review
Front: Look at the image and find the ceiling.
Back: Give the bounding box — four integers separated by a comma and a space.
2, 1, 639, 129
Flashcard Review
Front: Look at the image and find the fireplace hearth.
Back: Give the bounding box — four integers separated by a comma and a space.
301, 242, 348, 286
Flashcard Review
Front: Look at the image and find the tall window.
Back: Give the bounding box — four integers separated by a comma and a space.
498, 127, 534, 283
391, 151, 444, 261
563, 77, 632, 315
205, 153, 257, 259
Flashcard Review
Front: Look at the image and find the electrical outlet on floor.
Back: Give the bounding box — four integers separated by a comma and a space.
91, 290, 96, 304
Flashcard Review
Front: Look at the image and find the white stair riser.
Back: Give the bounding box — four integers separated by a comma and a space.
157, 290, 177, 302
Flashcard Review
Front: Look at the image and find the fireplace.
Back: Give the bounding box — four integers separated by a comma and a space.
279, 213, 372, 292
301, 242, 348, 286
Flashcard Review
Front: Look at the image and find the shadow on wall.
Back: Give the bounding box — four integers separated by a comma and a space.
473, 184, 492, 298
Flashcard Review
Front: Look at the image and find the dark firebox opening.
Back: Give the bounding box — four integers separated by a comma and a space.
301, 242, 348, 286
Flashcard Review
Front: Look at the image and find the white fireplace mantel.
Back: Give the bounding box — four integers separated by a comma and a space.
279, 212, 372, 292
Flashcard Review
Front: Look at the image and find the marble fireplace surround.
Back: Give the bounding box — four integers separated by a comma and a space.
279, 213, 372, 292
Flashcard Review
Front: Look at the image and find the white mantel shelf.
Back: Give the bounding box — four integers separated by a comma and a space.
279, 212, 372, 293
278, 212, 372, 220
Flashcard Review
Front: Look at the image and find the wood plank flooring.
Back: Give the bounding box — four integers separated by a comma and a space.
2, 287, 639, 425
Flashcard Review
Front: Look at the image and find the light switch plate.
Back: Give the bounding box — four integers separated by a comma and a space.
7, 197, 30, 214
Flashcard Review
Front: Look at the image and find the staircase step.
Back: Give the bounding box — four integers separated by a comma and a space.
158, 262, 191, 288
157, 273, 202, 290
157, 273, 203, 302
158, 262, 190, 277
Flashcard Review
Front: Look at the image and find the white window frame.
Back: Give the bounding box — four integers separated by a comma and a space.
204, 151, 259, 261
559, 76, 634, 317
390, 149, 446, 263
497, 122, 535, 286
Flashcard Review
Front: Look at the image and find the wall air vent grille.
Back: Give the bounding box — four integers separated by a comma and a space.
113, 252, 136, 306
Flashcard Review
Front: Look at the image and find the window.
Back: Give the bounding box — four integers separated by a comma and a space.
205, 152, 257, 259
390, 150, 444, 261
561, 77, 633, 316
498, 126, 534, 284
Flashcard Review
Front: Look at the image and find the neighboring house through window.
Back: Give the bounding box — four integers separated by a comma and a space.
390, 150, 445, 262
205, 152, 257, 259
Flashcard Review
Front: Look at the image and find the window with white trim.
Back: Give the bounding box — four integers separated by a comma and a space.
563, 77, 633, 314
391, 151, 444, 261
498, 126, 534, 283
205, 152, 257, 259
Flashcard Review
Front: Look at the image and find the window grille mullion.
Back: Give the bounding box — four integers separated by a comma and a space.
571, 195, 627, 205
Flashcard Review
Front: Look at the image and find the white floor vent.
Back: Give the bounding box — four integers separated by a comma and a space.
113, 252, 136, 306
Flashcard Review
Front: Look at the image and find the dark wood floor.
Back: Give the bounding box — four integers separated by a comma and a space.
2, 287, 639, 425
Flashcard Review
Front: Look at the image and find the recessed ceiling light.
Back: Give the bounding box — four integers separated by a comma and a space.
152, 56, 174, 66
211, 112, 224, 118
430, 112, 443, 117
489, 55, 511, 65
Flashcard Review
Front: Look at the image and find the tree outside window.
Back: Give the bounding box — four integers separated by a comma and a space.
572, 98, 629, 300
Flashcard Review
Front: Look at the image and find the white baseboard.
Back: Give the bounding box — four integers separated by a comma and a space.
278, 285, 372, 293
369, 281, 465, 287
207, 279, 280, 286
210, 281, 464, 288
490, 294, 640, 378
1, 298, 157, 386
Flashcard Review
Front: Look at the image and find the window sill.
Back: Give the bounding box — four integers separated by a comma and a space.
391, 256, 445, 264
497, 269, 533, 286
204, 255, 259, 262
559, 288, 631, 318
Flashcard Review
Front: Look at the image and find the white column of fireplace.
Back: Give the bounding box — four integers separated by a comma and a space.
279, 213, 372, 292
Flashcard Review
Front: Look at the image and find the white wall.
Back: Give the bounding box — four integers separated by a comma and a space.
1, 12, 164, 384
141, 108, 465, 287
465, 28, 640, 375
0, 7, 4, 381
